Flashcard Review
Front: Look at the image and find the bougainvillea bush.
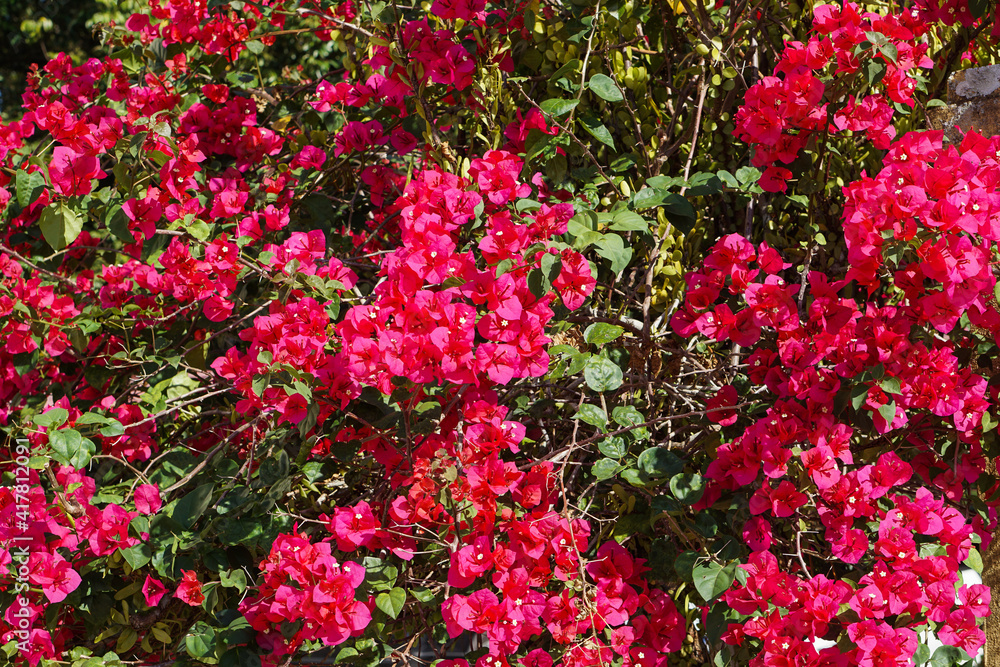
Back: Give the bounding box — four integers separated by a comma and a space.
2, 0, 1000, 666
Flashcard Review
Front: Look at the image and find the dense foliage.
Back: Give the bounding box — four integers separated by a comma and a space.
2, 1, 1000, 667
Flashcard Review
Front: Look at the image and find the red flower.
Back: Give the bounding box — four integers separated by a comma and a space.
27, 552, 81, 603
176, 570, 205, 606
705, 385, 739, 426
49, 146, 105, 196
134, 484, 162, 514
328, 501, 381, 552
143, 575, 168, 607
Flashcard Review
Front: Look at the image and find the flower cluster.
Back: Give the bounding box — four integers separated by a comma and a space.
843, 129, 1000, 336
734, 1, 934, 191
673, 131, 998, 658
239, 531, 370, 657
3, 0, 999, 664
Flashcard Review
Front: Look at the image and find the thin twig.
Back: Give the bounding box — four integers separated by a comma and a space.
296, 7, 375, 37
127, 387, 232, 430
92, 454, 152, 485
797, 242, 815, 319
161, 418, 260, 494
680, 74, 709, 193
508, 79, 622, 195
0, 244, 76, 287
795, 529, 813, 578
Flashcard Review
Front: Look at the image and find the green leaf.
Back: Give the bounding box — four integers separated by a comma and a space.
686, 173, 724, 196
669, 473, 706, 505
572, 230, 604, 250
259, 451, 290, 485
540, 252, 562, 285
877, 400, 896, 425
661, 193, 698, 231
693, 561, 737, 602
579, 114, 615, 149
539, 98, 580, 117
598, 436, 628, 459
116, 628, 138, 654
864, 30, 889, 47
583, 355, 624, 392
33, 408, 69, 429
735, 166, 761, 186
674, 551, 698, 582
609, 210, 649, 232
865, 60, 887, 86
716, 170, 738, 188
549, 59, 581, 91
16, 170, 46, 209
375, 587, 406, 619
632, 188, 697, 233
647, 175, 685, 190
637, 447, 684, 479
170, 483, 215, 530
567, 351, 590, 376
527, 268, 550, 299
879, 376, 901, 395
48, 429, 95, 468
584, 323, 625, 345
612, 405, 646, 429
99, 419, 126, 438
620, 468, 649, 487
879, 43, 898, 64
593, 457, 623, 480
119, 544, 152, 569
74, 412, 108, 428
410, 588, 435, 603
220, 569, 248, 592
964, 548, 983, 575
928, 646, 970, 667
612, 512, 650, 543
106, 204, 133, 243
983, 411, 998, 434
651, 496, 682, 519
39, 202, 83, 251
632, 187, 669, 209
593, 233, 633, 274
363, 556, 399, 591
970, 0, 989, 17
574, 404, 608, 429
185, 623, 216, 659
567, 209, 598, 235
245, 40, 264, 54
251, 374, 269, 397
588, 73, 624, 102
851, 384, 869, 411
187, 220, 211, 240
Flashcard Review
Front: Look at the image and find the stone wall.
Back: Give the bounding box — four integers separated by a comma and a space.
928, 63, 1000, 142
